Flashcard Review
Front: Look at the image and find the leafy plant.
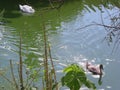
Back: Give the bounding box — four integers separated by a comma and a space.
61, 64, 96, 90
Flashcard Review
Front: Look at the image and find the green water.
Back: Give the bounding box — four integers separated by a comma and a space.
0, 0, 120, 90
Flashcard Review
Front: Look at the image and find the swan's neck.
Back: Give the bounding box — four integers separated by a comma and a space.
100, 68, 103, 75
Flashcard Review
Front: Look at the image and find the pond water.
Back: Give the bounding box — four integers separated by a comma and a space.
0, 0, 120, 90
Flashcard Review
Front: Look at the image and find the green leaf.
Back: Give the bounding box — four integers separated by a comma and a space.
63, 65, 73, 73
61, 64, 96, 90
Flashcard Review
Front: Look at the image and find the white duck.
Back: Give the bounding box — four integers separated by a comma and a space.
86, 62, 103, 75
19, 4, 35, 14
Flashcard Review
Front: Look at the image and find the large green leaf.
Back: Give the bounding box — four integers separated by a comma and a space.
61, 64, 96, 90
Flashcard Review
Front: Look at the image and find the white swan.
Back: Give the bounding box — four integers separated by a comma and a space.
19, 4, 35, 14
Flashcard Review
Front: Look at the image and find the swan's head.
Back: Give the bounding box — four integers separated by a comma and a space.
100, 64, 103, 70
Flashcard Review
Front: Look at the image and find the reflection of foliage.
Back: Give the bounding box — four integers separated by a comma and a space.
79, 6, 120, 52
102, 8, 120, 51
48, 0, 64, 9
0, 9, 4, 18
0, 9, 10, 24
0, 9, 5, 24
24, 53, 42, 69
61, 64, 96, 90
83, 0, 120, 12
24, 53, 43, 83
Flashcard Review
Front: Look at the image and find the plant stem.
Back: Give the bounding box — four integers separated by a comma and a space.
10, 60, 19, 90
19, 33, 24, 90
48, 44, 58, 90
43, 22, 49, 90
